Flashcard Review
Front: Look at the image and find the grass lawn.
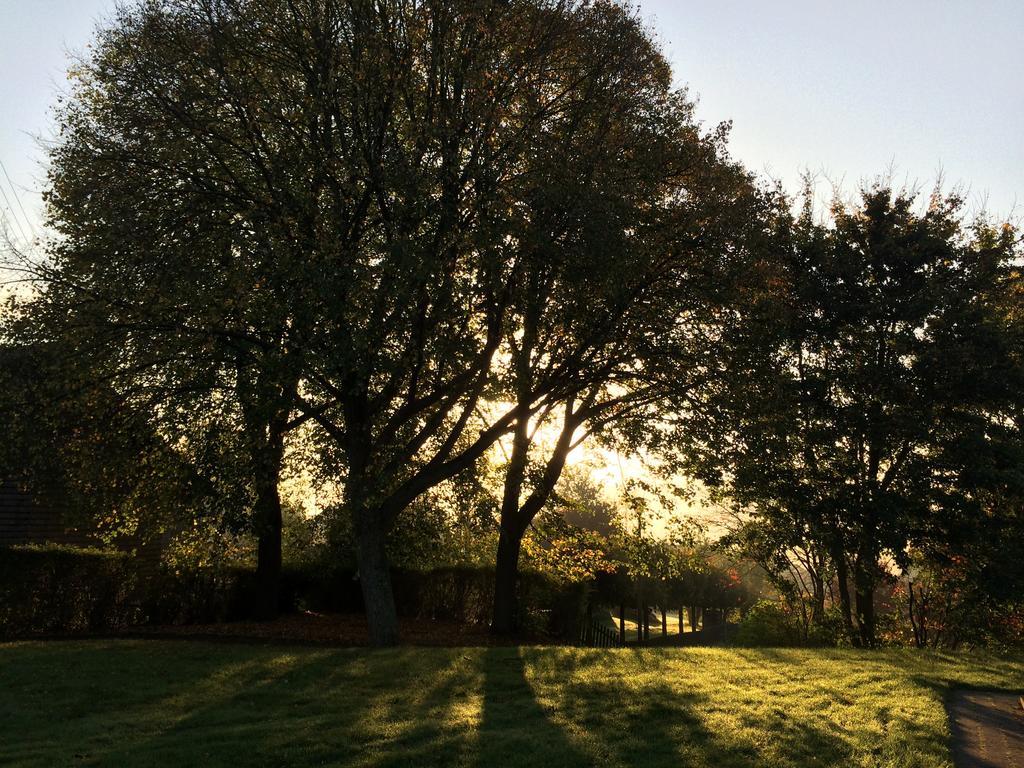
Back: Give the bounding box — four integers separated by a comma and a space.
1, 641, 1022, 767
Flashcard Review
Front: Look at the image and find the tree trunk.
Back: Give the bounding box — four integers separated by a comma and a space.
907, 580, 924, 649
250, 425, 286, 621
236, 362, 293, 623
853, 514, 880, 647
492, 526, 525, 635
619, 603, 626, 644
490, 399, 579, 637
253, 477, 283, 620
854, 560, 876, 648
809, 567, 826, 627
354, 514, 399, 646
661, 606, 667, 636
491, 403, 531, 637
830, 539, 856, 644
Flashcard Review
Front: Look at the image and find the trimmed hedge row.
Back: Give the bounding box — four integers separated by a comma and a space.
282, 561, 586, 635
0, 545, 589, 640
0, 545, 143, 635
0, 545, 262, 637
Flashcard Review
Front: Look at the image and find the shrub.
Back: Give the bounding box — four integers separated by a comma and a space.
284, 560, 586, 638
0, 545, 591, 641
734, 599, 804, 647
0, 546, 263, 637
143, 566, 263, 625
806, 607, 847, 647
0, 544, 143, 636
394, 566, 495, 624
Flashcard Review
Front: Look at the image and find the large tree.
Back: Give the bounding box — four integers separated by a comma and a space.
684, 185, 1022, 646
30, 0, 713, 644
483, 95, 766, 633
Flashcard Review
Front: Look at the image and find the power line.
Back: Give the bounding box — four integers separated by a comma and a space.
0, 185, 29, 245
0, 158, 36, 241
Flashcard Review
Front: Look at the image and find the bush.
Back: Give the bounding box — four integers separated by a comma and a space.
0, 544, 143, 636
807, 607, 847, 647
0, 545, 590, 641
734, 599, 804, 647
284, 560, 586, 638
533, 576, 590, 639
0, 545, 265, 637
143, 566, 264, 625
394, 566, 495, 624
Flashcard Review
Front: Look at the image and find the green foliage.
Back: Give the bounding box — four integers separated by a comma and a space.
280, 502, 318, 567
522, 508, 614, 583
734, 599, 804, 647
285, 560, 585, 638
681, 183, 1023, 645
0, 540, 590, 641
311, 484, 501, 573
0, 345, 205, 545
891, 543, 1024, 649
32, 0, 758, 644
386, 501, 500, 573
0, 545, 283, 637
8, 0, 1019, 651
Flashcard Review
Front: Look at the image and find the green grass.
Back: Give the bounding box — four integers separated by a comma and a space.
1, 641, 1021, 767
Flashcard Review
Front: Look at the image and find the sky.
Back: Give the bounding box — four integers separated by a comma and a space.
1, 0, 1022, 241
639, 0, 1024, 217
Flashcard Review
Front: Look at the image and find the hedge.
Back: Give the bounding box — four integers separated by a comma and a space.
0, 544, 144, 636
283, 561, 588, 637
0, 545, 589, 640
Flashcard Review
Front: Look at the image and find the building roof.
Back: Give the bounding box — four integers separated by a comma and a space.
0, 479, 94, 548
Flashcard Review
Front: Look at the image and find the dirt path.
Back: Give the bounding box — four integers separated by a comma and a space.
949, 690, 1024, 767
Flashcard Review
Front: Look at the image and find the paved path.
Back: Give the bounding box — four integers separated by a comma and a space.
949, 690, 1024, 767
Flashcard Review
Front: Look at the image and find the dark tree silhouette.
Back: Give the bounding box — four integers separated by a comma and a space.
682, 185, 1022, 646
30, 0, 747, 644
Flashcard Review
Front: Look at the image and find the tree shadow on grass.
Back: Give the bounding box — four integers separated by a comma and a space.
3, 643, 935, 768
109, 646, 595, 768
67, 647, 481, 767
0, 641, 318, 766
526, 648, 856, 768
74, 647, 369, 766
9, 643, 523, 768
729, 649, 951, 766
471, 647, 593, 768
